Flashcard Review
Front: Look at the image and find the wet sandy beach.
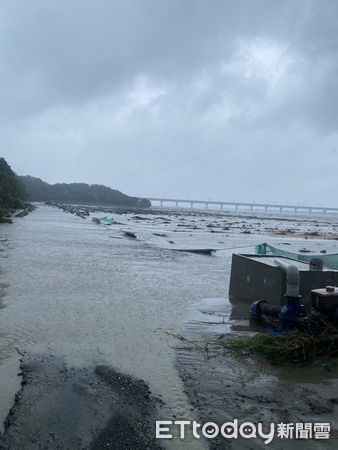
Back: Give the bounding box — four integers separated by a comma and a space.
0, 205, 338, 448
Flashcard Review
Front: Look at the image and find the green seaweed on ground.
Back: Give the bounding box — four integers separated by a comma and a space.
219, 332, 311, 363
169, 326, 338, 365
212, 328, 338, 364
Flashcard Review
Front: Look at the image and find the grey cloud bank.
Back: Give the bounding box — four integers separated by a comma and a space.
1, 0, 337, 206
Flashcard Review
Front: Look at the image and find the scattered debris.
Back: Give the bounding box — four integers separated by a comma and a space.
132, 215, 151, 221
124, 231, 137, 239
171, 326, 338, 365
170, 248, 215, 255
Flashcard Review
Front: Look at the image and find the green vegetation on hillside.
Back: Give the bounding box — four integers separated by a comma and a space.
0, 157, 26, 221
19, 176, 151, 208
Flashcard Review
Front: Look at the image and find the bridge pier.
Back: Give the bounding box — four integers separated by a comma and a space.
147, 198, 337, 215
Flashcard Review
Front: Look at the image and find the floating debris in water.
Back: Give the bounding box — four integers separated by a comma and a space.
170, 248, 215, 255
123, 231, 137, 239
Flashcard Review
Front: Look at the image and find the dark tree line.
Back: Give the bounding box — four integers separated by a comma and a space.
19, 176, 151, 207
0, 157, 26, 219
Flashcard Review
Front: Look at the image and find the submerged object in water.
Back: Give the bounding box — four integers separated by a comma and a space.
171, 248, 215, 255
251, 297, 306, 335
250, 258, 306, 334
94, 216, 116, 225
124, 231, 137, 239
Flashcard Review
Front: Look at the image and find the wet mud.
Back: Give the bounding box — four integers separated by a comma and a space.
178, 349, 338, 449
176, 297, 338, 449
0, 354, 162, 450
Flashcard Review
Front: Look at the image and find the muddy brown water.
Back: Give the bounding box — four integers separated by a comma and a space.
0, 205, 338, 448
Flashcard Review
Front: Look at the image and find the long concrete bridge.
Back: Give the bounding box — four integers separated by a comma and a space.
146, 197, 338, 215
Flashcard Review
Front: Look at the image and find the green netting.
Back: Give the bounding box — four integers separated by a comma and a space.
255, 243, 338, 270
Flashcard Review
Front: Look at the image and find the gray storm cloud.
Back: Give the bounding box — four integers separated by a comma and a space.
1, 0, 337, 206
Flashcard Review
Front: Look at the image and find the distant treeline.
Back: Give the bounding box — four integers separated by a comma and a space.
0, 157, 26, 219
19, 176, 151, 208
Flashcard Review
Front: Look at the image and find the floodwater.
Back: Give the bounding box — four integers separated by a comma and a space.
0, 205, 338, 448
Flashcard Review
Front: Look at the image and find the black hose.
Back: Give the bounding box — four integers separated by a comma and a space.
259, 303, 281, 317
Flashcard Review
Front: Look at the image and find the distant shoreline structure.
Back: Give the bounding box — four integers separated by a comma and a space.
147, 197, 338, 215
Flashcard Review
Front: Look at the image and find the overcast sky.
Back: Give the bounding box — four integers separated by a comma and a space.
1, 0, 337, 206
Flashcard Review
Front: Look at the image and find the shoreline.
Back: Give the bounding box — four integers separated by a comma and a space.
0, 204, 36, 224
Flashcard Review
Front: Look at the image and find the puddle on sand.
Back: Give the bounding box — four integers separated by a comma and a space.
185, 297, 257, 338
